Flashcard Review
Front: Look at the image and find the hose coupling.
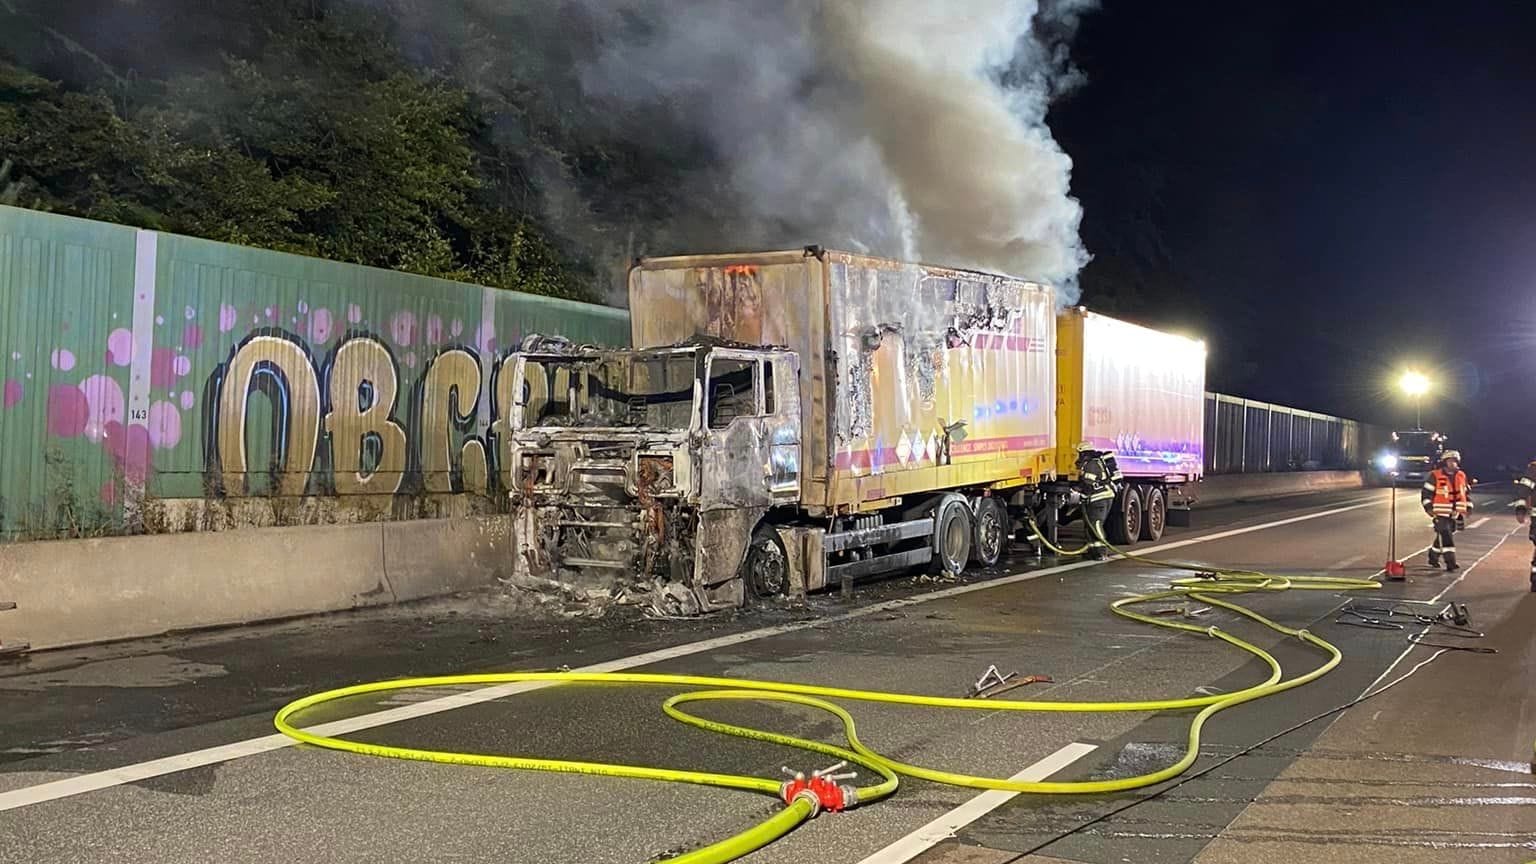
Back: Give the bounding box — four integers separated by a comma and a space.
780, 763, 859, 815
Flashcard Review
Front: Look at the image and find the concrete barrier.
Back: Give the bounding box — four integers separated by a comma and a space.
0, 473, 1366, 651
1192, 470, 1366, 506
0, 516, 512, 651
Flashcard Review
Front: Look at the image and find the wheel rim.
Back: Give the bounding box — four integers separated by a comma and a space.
1125, 496, 1142, 540
1149, 494, 1165, 537
977, 505, 1003, 562
749, 539, 787, 597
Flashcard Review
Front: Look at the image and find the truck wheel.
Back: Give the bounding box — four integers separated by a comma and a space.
1141, 486, 1166, 542
741, 525, 789, 599
971, 497, 1008, 568
932, 499, 972, 575
1106, 487, 1143, 546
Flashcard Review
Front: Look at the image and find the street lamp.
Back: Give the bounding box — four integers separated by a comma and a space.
1398, 370, 1430, 429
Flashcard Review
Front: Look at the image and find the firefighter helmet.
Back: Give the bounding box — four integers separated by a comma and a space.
1441, 449, 1462, 464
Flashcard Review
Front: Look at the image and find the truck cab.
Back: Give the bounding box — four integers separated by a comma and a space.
505, 337, 801, 614
1383, 429, 1446, 485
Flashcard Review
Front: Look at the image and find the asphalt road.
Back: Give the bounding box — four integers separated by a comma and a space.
2, 486, 1533, 864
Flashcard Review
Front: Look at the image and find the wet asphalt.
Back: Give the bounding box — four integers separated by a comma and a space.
1, 487, 1532, 864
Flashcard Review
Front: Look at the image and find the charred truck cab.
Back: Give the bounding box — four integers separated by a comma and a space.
510, 248, 1205, 615
507, 338, 801, 613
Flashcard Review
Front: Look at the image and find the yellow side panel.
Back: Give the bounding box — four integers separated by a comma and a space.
821, 252, 1057, 507
1054, 308, 1087, 477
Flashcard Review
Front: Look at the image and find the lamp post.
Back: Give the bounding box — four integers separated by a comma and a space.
1398, 370, 1430, 430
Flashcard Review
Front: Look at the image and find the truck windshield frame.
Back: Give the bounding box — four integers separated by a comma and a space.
513, 349, 700, 431
1393, 430, 1442, 455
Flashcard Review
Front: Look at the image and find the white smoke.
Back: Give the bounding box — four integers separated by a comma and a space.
358, 0, 1095, 302
577, 0, 1094, 300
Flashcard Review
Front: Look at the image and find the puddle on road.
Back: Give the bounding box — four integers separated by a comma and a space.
0, 654, 227, 691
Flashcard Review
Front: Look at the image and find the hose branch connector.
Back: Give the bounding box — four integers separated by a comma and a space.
780, 762, 860, 816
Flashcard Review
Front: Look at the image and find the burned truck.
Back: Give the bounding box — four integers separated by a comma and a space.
506, 247, 1062, 613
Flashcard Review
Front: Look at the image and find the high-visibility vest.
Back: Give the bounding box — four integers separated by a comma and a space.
1080, 455, 1121, 503
1423, 468, 1469, 517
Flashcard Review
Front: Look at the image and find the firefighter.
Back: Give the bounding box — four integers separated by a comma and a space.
1421, 449, 1470, 571
1513, 460, 1536, 591
1077, 443, 1123, 560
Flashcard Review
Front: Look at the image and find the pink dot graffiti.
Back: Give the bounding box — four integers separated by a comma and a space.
185, 305, 196, 320
475, 321, 497, 356
80, 374, 126, 443
427, 314, 444, 344
46, 385, 90, 438
451, 318, 464, 338
3, 379, 22, 409
405, 351, 418, 368
103, 421, 151, 483
180, 390, 195, 411
390, 311, 418, 347
219, 304, 238, 333
298, 300, 310, 314
183, 323, 204, 349
106, 328, 134, 366
147, 401, 182, 450
173, 355, 192, 378
348, 303, 363, 324
309, 307, 334, 343
150, 348, 177, 389
50, 348, 76, 372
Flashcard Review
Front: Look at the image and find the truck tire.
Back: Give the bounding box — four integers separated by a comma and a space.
1106, 486, 1143, 546
1141, 485, 1167, 543
932, 498, 972, 575
741, 525, 789, 599
970, 497, 1008, 568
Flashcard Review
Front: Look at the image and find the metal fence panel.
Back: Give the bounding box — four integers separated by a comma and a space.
0, 206, 631, 539
0, 208, 139, 538
1202, 391, 1385, 475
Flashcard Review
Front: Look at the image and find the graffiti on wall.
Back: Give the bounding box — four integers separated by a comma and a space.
205, 328, 540, 498
8, 296, 549, 503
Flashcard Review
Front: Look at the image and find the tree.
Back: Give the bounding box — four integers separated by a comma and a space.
0, 0, 596, 301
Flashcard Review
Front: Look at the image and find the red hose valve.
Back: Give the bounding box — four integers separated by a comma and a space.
779, 762, 859, 816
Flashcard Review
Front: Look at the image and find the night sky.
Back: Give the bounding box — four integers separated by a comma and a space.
1055, 1, 1536, 469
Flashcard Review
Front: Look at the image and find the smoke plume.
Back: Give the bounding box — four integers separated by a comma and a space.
569, 0, 1096, 301
362, 0, 1095, 301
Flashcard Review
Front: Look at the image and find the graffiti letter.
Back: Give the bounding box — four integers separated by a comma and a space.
490, 355, 519, 491
215, 333, 320, 496
420, 348, 486, 493
325, 337, 407, 495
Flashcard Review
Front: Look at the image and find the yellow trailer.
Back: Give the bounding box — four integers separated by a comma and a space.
1054, 308, 1206, 543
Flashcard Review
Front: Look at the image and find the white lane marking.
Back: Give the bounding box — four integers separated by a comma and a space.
1329, 553, 1368, 569
1470, 516, 1491, 529
0, 496, 1384, 813
853, 742, 1098, 864
1361, 526, 1518, 695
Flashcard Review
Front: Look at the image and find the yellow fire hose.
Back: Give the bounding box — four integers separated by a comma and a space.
275, 519, 1379, 864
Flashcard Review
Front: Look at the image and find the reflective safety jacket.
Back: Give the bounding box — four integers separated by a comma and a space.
1422, 467, 1470, 517
1079, 452, 1123, 504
